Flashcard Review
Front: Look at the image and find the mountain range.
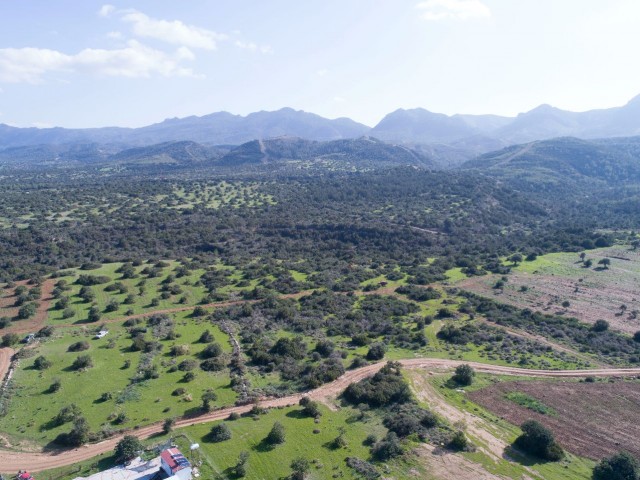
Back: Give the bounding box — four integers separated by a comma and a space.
2, 95, 640, 169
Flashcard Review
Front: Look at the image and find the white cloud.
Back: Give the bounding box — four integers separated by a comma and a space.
121, 11, 227, 50
416, 0, 491, 20
333, 96, 346, 103
99, 4, 116, 18
106, 30, 123, 40
234, 40, 273, 54
0, 40, 196, 83
316, 69, 328, 77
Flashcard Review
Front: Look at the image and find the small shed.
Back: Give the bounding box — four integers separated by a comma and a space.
160, 448, 192, 480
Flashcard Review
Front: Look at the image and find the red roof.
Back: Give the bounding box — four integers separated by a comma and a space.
160, 448, 190, 473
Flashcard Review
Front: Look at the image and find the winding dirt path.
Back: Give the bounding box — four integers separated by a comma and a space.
2, 357, 639, 472
0, 347, 14, 383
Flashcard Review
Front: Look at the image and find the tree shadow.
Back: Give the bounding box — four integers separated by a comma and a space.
252, 438, 277, 452
284, 409, 305, 419
503, 445, 552, 466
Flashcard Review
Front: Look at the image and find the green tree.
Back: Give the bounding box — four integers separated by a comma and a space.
593, 319, 610, 332
87, 304, 101, 322
299, 397, 322, 418
449, 430, 469, 451
290, 457, 310, 480
509, 253, 523, 265
452, 364, 475, 386
162, 418, 175, 434
233, 451, 249, 478
1, 332, 19, 347
65, 416, 90, 446
598, 258, 611, 269
593, 452, 639, 480
514, 420, 564, 461
209, 423, 232, 442
266, 421, 286, 445
366, 342, 386, 361
115, 435, 143, 462
34, 355, 52, 370
17, 302, 37, 319
201, 389, 218, 412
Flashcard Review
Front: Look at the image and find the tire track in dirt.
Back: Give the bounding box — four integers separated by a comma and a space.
2, 358, 639, 472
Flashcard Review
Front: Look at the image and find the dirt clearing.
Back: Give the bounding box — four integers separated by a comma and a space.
460, 246, 640, 333
469, 379, 640, 460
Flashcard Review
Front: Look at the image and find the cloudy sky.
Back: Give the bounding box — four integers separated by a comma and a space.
1, 0, 639, 128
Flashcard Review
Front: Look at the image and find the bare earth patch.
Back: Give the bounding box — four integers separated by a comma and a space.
416, 444, 509, 480
469, 379, 640, 460
460, 247, 640, 333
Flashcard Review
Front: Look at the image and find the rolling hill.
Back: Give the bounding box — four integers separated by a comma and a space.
217, 136, 433, 168
463, 136, 640, 189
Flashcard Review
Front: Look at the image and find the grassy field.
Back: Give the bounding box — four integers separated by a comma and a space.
0, 311, 234, 445
36, 404, 424, 480
46, 260, 260, 326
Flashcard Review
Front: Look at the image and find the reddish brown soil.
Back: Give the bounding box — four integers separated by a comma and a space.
469, 380, 640, 460
0, 279, 55, 335
459, 254, 640, 334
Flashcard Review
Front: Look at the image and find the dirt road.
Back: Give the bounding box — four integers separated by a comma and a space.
0, 347, 14, 383
2, 357, 639, 472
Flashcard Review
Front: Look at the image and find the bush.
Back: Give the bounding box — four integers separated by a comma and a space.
33, 355, 52, 370
87, 305, 101, 322
448, 430, 469, 451
60, 416, 90, 447
371, 432, 403, 460
71, 354, 93, 371
300, 398, 322, 418
233, 451, 249, 478
592, 452, 639, 480
53, 403, 82, 426
209, 423, 232, 442
266, 421, 286, 445
178, 359, 198, 371
198, 329, 214, 343
366, 343, 386, 361
68, 341, 90, 352
290, 457, 310, 480
451, 364, 475, 386
593, 320, 610, 332
343, 362, 412, 408
383, 411, 421, 437
201, 389, 218, 411
17, 302, 37, 320
514, 420, 564, 461
48, 378, 62, 393
1, 332, 19, 347
201, 342, 223, 358
200, 357, 226, 372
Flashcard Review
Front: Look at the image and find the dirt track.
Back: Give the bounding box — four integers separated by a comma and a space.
1, 356, 639, 472
0, 347, 14, 383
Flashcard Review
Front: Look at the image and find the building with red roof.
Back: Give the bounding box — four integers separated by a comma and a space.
160, 448, 192, 480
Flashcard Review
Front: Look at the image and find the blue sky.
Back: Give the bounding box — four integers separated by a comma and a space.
1, 0, 639, 128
